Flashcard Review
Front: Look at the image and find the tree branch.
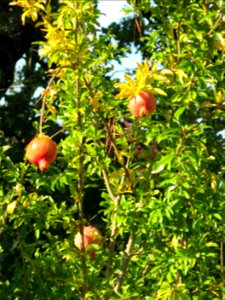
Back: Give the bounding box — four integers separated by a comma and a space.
74, 2, 87, 298
114, 234, 134, 294
207, 13, 223, 36
39, 72, 58, 135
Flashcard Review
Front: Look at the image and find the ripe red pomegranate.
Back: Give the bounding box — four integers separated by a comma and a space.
26, 135, 57, 171
128, 90, 156, 118
74, 225, 103, 260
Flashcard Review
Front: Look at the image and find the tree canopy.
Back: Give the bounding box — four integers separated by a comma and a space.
0, 0, 225, 299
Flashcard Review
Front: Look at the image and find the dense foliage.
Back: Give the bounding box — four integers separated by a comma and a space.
1, 0, 225, 299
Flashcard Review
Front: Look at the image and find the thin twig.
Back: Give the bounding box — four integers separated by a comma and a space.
102, 167, 118, 204
134, 17, 142, 36
50, 127, 66, 139
104, 171, 126, 280
39, 93, 46, 135
74, 2, 87, 298
207, 13, 223, 36
220, 240, 224, 275
39, 71, 59, 135
104, 161, 130, 286
177, 23, 181, 62
114, 234, 134, 294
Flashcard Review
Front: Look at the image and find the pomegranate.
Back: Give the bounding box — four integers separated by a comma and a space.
74, 225, 103, 260
26, 135, 57, 171
128, 90, 156, 118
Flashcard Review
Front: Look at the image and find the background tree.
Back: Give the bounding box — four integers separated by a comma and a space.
1, 0, 225, 299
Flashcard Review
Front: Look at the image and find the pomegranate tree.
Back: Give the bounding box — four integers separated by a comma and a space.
128, 90, 156, 118
25, 135, 57, 171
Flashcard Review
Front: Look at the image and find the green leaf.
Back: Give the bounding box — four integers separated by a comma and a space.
174, 106, 185, 119
152, 153, 175, 174
205, 242, 218, 248
213, 213, 222, 221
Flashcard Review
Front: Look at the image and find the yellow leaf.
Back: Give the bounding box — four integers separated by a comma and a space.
15, 183, 22, 194
167, 23, 176, 39
117, 154, 124, 165
151, 87, 167, 96
160, 69, 173, 76
30, 11, 38, 22
42, 88, 51, 97
214, 33, 225, 51
152, 62, 158, 73
153, 74, 170, 83
42, 87, 59, 107
9, 1, 29, 7
7, 201, 17, 215
215, 90, 223, 103
124, 74, 135, 86
39, 46, 51, 58
211, 290, 219, 297
115, 82, 136, 100
33, 2, 45, 11
210, 174, 217, 189
21, 11, 28, 25
143, 59, 150, 73
171, 235, 181, 248
136, 80, 148, 94
90, 93, 101, 110
115, 82, 128, 90
174, 69, 188, 84
47, 105, 57, 115
168, 54, 175, 67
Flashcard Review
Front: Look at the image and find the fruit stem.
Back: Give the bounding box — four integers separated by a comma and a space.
39, 94, 45, 135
